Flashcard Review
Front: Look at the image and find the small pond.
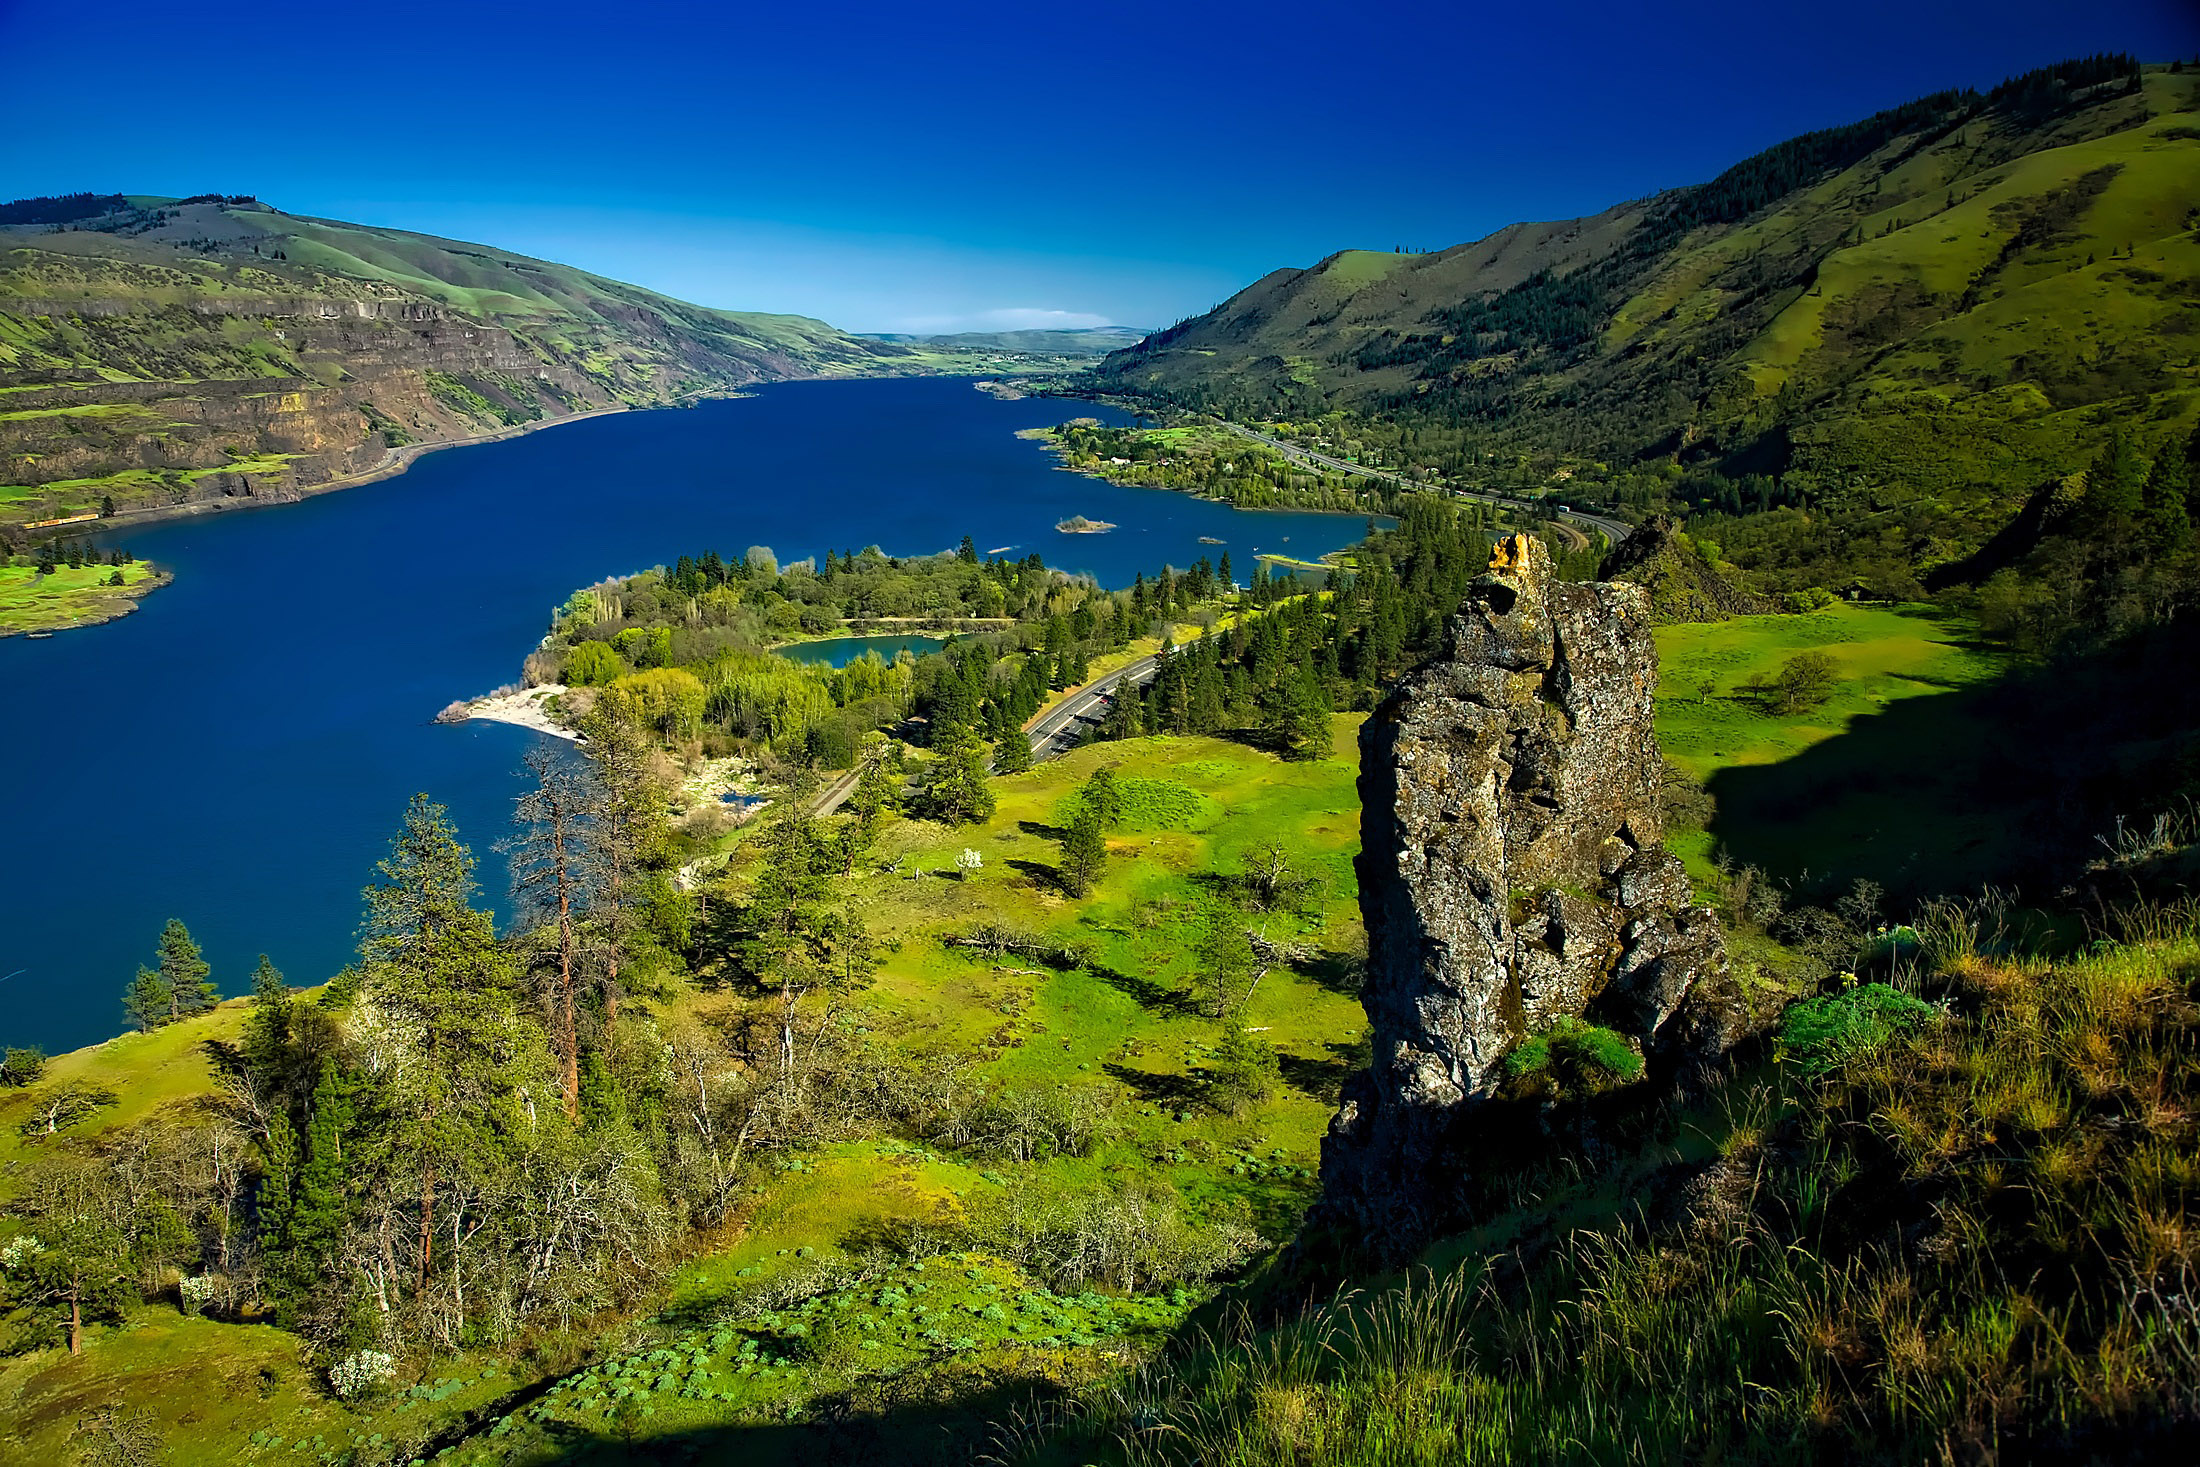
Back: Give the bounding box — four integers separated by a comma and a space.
773, 633, 948, 667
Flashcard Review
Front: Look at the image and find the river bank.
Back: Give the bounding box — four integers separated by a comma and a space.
0, 560, 171, 638
438, 682, 579, 740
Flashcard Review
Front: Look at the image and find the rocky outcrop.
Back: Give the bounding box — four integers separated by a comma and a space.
1598, 515, 1776, 622
1321, 535, 1747, 1249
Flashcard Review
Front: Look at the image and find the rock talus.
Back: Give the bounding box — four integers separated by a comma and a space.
1321, 534, 1745, 1248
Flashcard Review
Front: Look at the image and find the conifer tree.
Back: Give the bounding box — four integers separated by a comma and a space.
1060, 807, 1107, 897
155, 918, 218, 1019
123, 966, 171, 1033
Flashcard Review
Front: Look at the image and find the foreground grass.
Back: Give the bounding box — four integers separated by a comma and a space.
0, 560, 167, 637
1017, 929, 2200, 1465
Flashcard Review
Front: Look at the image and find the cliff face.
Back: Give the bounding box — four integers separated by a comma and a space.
0, 197, 914, 531
1322, 535, 1746, 1247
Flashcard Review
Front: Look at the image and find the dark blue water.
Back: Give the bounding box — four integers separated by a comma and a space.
1, 377, 1374, 1052
773, 634, 946, 667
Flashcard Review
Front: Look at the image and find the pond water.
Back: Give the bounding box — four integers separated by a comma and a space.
0, 376, 1375, 1051
771, 634, 947, 667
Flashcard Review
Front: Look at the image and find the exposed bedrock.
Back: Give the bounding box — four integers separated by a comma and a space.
1320, 534, 1748, 1248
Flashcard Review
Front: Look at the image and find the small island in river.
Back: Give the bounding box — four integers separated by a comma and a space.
1055, 514, 1117, 534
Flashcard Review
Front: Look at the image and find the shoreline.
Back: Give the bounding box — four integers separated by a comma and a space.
0, 564, 173, 640
27, 402, 653, 542
439, 683, 580, 741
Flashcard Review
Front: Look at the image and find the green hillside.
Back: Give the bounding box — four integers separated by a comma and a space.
0, 195, 929, 530
1092, 59, 2200, 551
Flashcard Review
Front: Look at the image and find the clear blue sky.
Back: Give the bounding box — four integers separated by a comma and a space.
3, 0, 2194, 332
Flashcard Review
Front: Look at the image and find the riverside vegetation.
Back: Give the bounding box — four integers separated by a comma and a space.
6, 52, 2200, 1467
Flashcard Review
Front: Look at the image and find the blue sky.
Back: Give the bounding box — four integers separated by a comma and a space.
3, 0, 2194, 332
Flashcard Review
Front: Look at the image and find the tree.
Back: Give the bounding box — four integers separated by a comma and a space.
5, 1218, 134, 1354
122, 966, 171, 1033
1081, 767, 1125, 830
0, 1046, 45, 1087
918, 723, 996, 825
156, 918, 218, 1019
2139, 445, 2196, 558
1769, 651, 1839, 713
506, 746, 602, 1121
992, 727, 1032, 775
1060, 807, 1107, 897
1205, 1024, 1280, 1114
1262, 669, 1332, 760
2082, 432, 2146, 536
1195, 906, 1266, 1021
356, 795, 520, 1304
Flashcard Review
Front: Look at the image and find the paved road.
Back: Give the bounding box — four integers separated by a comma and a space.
1220, 423, 1634, 547
1021, 652, 1163, 763
806, 652, 1163, 816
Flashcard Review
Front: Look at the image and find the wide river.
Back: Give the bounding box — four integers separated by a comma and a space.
2, 377, 1374, 1051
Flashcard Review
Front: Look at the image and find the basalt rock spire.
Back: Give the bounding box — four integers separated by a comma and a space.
1321, 534, 1746, 1248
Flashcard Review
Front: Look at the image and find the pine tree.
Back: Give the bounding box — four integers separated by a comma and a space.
157, 918, 218, 1018
1060, 807, 1107, 897
2139, 446, 2196, 558
992, 728, 1032, 775
918, 723, 996, 825
123, 966, 171, 1032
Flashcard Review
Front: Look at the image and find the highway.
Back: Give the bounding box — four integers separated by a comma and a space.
806, 651, 1164, 816
1219, 422, 1634, 547
1020, 652, 1163, 763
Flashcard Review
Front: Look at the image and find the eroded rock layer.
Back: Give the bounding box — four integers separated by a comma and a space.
1321, 535, 1745, 1246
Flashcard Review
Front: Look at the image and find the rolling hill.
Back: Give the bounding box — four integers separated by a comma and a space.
1091, 58, 2200, 533
0, 195, 919, 530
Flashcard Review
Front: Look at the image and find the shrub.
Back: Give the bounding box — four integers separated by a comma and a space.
1778, 982, 1936, 1076
328, 1349, 397, 1401
562, 641, 626, 687
1504, 1018, 1645, 1094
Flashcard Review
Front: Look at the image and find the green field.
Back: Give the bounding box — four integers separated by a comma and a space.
1652, 602, 2014, 899
0, 560, 166, 637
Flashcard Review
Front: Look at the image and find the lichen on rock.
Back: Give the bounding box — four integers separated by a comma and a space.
1320, 534, 1747, 1248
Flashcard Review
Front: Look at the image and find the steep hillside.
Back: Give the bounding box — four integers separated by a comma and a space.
1093, 60, 2200, 523
0, 195, 919, 530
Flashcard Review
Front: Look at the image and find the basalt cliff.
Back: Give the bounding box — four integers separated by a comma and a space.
1322, 534, 1749, 1249
0, 194, 915, 534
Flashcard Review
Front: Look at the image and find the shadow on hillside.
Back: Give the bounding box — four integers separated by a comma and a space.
1102, 1061, 1209, 1109
1003, 858, 1073, 896
1278, 1046, 1353, 1103
497, 1374, 1057, 1466
1090, 963, 1205, 1018
1707, 621, 2200, 904
1015, 819, 1069, 841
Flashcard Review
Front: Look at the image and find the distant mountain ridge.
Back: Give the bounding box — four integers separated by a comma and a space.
0, 195, 918, 529
1092, 57, 2199, 523
862, 326, 1151, 356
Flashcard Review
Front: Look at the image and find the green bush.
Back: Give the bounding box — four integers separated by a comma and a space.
1055, 776, 1206, 831
1778, 982, 1936, 1076
1504, 1018, 1644, 1093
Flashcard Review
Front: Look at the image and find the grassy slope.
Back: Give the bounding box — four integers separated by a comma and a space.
0, 559, 166, 636
1094, 68, 2200, 529
0, 723, 1368, 1465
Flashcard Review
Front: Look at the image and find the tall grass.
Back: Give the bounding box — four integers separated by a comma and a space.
1009, 912, 2200, 1465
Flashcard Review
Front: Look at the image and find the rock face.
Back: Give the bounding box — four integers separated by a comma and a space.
1321, 534, 1745, 1247
1598, 515, 1777, 622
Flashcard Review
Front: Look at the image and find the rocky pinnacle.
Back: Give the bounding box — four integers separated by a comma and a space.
1320, 534, 1746, 1249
